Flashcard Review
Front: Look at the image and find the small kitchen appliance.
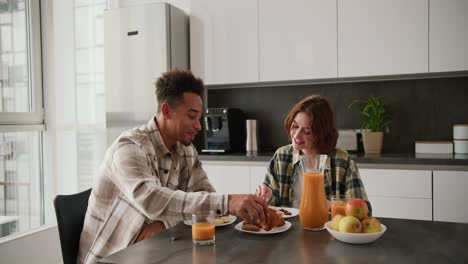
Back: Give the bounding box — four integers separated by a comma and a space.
454, 124, 468, 154
202, 108, 245, 153
415, 141, 453, 154
336, 129, 358, 152
246, 119, 258, 155
453, 124, 468, 139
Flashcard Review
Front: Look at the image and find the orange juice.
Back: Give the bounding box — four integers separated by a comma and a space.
299, 172, 329, 230
331, 201, 346, 218
192, 222, 215, 241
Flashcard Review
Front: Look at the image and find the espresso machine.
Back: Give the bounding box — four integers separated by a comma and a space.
202, 108, 245, 153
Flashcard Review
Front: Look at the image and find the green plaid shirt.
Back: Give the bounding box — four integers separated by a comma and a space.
264, 145, 372, 214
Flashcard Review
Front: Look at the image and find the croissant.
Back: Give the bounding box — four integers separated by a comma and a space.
241, 208, 285, 232
241, 223, 261, 232
242, 208, 284, 231
261, 208, 285, 231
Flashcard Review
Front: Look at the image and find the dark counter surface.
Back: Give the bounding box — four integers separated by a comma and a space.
199, 152, 468, 166
98, 217, 468, 264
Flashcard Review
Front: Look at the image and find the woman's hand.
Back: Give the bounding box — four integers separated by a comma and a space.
255, 184, 272, 203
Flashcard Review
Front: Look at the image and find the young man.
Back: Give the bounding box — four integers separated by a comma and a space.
78, 70, 267, 264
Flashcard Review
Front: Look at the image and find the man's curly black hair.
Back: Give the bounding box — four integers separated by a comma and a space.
155, 69, 204, 113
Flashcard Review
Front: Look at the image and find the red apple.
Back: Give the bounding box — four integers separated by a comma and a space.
331, 214, 345, 231
361, 217, 382, 233
345, 198, 368, 220
338, 216, 362, 233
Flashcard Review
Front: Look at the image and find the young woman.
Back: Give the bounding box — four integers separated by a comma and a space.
256, 95, 372, 213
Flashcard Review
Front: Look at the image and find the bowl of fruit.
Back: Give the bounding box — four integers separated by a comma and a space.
324, 198, 386, 244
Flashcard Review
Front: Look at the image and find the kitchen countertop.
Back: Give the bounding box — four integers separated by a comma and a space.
199, 152, 468, 167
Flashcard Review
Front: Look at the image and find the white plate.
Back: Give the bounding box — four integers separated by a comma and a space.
324, 221, 387, 244
234, 221, 291, 234
270, 207, 299, 219
183, 215, 237, 227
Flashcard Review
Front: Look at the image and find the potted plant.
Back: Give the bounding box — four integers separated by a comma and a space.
348, 96, 391, 154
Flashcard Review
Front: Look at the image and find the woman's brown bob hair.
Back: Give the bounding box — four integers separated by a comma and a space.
284, 95, 338, 154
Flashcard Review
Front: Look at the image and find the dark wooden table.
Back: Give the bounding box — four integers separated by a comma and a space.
98, 217, 468, 264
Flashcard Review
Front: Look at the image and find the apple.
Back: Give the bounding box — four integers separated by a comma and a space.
345, 198, 368, 220
361, 217, 382, 233
338, 216, 362, 233
331, 214, 345, 231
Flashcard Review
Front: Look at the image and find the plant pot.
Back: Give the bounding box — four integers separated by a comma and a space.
362, 132, 384, 154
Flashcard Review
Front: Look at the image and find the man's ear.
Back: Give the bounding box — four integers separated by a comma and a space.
161, 103, 171, 119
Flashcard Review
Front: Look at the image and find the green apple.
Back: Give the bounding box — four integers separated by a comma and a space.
361, 217, 382, 233
338, 216, 362, 233
331, 214, 345, 231
345, 198, 368, 220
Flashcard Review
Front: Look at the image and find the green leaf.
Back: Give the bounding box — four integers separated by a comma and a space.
347, 96, 392, 134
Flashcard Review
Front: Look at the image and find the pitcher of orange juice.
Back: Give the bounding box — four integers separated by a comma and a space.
299, 154, 329, 231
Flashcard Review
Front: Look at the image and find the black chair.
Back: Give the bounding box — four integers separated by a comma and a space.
54, 188, 92, 264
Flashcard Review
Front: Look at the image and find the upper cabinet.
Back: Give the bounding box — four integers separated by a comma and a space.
258, 0, 337, 82
337, 0, 428, 77
429, 0, 468, 72
190, 0, 466, 85
190, 0, 259, 85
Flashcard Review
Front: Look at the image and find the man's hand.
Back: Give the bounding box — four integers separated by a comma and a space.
255, 184, 272, 202
228, 194, 268, 224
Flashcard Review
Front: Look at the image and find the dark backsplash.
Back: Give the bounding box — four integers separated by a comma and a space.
206, 76, 468, 153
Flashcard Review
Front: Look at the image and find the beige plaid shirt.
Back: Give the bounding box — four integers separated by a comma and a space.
78, 118, 228, 264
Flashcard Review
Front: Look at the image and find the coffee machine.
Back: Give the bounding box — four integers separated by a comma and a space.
202, 108, 245, 153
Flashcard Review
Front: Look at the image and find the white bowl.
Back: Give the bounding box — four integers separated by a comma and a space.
324, 221, 386, 244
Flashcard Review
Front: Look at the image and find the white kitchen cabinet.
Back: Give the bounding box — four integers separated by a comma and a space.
367, 196, 432, 221
359, 169, 432, 220
249, 165, 269, 193
433, 171, 468, 223
190, 0, 259, 85
338, 0, 428, 77
258, 0, 337, 81
203, 164, 250, 194
429, 0, 468, 72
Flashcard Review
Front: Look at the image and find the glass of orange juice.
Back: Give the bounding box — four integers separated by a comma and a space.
192, 210, 215, 246
330, 195, 347, 218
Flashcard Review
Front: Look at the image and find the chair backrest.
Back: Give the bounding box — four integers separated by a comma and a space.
54, 188, 92, 264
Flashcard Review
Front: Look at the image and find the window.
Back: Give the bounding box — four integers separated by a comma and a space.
73, 0, 107, 192
39, 0, 107, 229
0, 0, 43, 239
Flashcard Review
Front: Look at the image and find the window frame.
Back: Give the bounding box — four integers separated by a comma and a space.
0, 0, 44, 127
0, 0, 45, 239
